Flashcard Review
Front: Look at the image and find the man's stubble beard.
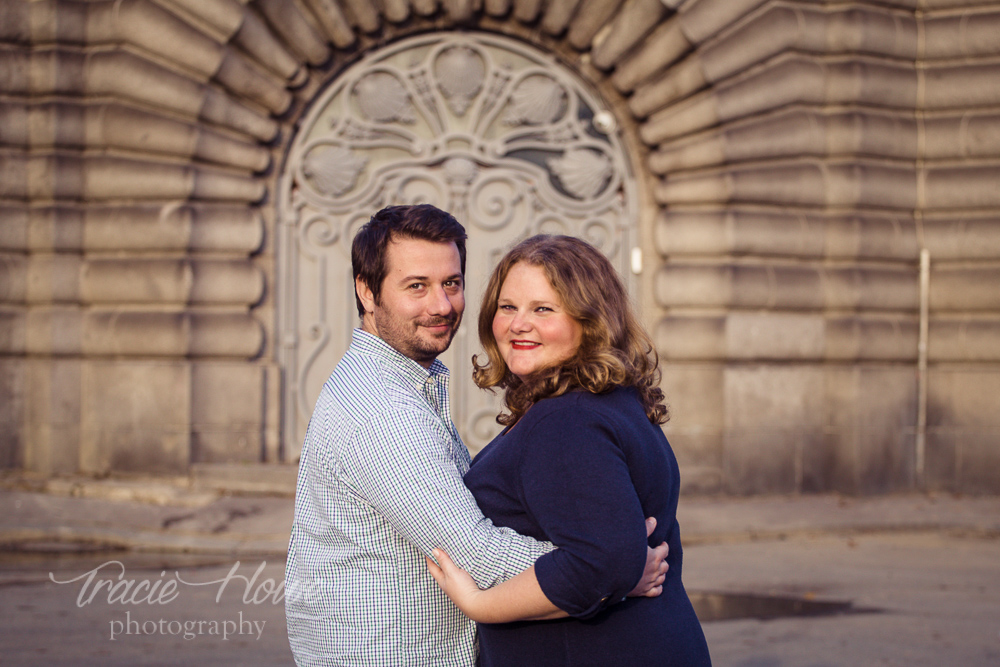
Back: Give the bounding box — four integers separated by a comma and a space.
373, 309, 463, 365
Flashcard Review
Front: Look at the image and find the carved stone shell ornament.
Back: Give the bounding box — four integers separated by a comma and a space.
353, 72, 415, 124
443, 156, 479, 184
435, 47, 486, 116
548, 148, 613, 200
504, 75, 567, 126
303, 145, 368, 197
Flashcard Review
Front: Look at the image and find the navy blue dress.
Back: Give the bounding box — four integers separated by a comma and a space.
464, 387, 712, 667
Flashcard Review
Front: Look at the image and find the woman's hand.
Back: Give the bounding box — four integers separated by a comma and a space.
425, 548, 487, 618
628, 517, 669, 598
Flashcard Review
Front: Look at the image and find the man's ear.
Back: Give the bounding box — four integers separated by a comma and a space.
355, 276, 375, 315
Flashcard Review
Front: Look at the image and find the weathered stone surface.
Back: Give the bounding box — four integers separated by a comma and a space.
723, 365, 825, 495
512, 0, 543, 23
442, 0, 474, 22
590, 0, 667, 70
0, 204, 263, 253
540, 0, 582, 35
656, 314, 988, 363
656, 160, 919, 209
0, 102, 271, 171
231, 9, 306, 82
80, 311, 262, 358
566, 0, 623, 49
79, 259, 262, 305
656, 263, 919, 311
612, 19, 689, 92
924, 9, 1000, 58
642, 5, 920, 112
23, 358, 81, 474
255, 0, 331, 64
655, 209, 920, 259
815, 366, 918, 494
638, 56, 920, 141
0, 359, 24, 469
661, 362, 724, 495
79, 361, 191, 474
191, 363, 264, 464
300, 0, 355, 46
337, 0, 381, 32
926, 368, 1000, 492
0, 154, 265, 202
0, 48, 277, 141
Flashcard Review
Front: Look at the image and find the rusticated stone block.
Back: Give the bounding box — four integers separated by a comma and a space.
723, 365, 826, 495
853, 367, 918, 493
23, 358, 82, 475
926, 367, 1000, 493
0, 307, 26, 354
726, 312, 825, 360
930, 319, 1000, 362
930, 267, 1000, 312
655, 315, 725, 360
79, 361, 191, 474
0, 359, 24, 468
191, 363, 265, 464
809, 366, 860, 493
922, 216, 1000, 260
655, 209, 920, 260
656, 263, 919, 311
660, 362, 724, 495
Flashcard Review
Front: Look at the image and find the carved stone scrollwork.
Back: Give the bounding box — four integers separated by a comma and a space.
278, 32, 638, 457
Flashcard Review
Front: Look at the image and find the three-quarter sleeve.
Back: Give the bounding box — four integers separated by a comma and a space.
518, 403, 650, 618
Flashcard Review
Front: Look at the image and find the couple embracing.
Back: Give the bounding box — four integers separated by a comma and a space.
285, 204, 711, 667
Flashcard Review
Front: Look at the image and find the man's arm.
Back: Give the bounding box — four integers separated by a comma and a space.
335, 408, 552, 587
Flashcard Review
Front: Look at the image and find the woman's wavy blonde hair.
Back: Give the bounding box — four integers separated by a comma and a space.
473, 235, 668, 426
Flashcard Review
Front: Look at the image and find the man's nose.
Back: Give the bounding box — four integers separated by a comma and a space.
427, 285, 454, 315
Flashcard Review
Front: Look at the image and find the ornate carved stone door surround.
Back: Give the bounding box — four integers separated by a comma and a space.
277, 32, 638, 460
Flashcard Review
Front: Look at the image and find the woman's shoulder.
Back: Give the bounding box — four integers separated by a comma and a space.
526, 386, 641, 426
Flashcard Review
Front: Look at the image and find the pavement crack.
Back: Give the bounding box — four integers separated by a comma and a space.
161, 513, 196, 529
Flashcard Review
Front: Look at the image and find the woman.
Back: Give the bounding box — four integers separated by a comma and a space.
426, 235, 712, 666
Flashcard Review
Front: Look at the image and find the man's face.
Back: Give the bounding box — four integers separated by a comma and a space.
357, 237, 465, 367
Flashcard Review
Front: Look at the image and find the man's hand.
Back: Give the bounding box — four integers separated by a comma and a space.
627, 517, 669, 598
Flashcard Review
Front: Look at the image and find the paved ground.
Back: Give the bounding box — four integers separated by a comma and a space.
1, 473, 998, 666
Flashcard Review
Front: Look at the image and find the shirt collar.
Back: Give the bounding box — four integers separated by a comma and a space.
350, 328, 450, 385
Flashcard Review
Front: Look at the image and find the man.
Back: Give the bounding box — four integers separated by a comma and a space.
285, 204, 665, 666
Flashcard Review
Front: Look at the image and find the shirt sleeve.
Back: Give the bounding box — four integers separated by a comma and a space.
336, 406, 554, 589
519, 404, 650, 619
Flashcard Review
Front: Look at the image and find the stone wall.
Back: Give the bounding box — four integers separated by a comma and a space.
0, 0, 997, 493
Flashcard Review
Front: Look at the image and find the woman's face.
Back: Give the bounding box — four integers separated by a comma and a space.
492, 262, 583, 379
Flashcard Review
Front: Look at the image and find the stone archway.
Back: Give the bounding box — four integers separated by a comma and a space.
277, 31, 639, 458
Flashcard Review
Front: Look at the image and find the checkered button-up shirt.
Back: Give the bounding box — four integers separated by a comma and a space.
286, 329, 553, 667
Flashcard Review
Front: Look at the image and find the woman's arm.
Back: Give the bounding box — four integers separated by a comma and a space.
426, 518, 669, 623
427, 548, 567, 622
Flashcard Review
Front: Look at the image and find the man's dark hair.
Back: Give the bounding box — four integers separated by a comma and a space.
351, 204, 468, 317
